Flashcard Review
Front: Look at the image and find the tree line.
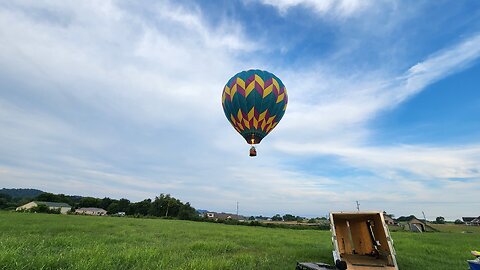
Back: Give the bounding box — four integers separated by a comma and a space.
264, 214, 328, 223
0, 191, 198, 220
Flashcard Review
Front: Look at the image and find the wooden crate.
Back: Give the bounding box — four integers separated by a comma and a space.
330, 212, 399, 270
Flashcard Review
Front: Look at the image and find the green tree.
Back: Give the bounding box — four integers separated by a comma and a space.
29, 204, 60, 214
35, 193, 73, 205
0, 193, 12, 209
271, 214, 282, 221
149, 194, 178, 217
107, 202, 119, 214
118, 198, 130, 213
132, 199, 151, 216
100, 197, 115, 210
454, 219, 463, 224
178, 202, 196, 220
435, 216, 445, 224
79, 197, 101, 208
283, 214, 296, 222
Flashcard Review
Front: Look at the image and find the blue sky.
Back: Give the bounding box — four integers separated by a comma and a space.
1, 0, 480, 220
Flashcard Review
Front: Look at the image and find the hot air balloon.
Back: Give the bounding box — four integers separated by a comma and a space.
221, 69, 288, 157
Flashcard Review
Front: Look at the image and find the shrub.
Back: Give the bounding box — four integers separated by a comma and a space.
29, 205, 61, 214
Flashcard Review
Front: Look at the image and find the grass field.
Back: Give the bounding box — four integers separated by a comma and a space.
0, 212, 478, 270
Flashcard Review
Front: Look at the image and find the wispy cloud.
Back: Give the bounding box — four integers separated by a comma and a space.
258, 0, 374, 17
400, 33, 480, 100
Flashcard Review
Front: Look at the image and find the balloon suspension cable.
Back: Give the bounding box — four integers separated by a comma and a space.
249, 137, 257, 157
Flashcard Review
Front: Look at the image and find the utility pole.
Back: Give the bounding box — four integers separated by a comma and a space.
356, 201, 360, 212
236, 201, 239, 216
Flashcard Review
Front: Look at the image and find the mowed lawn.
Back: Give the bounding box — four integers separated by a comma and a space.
0, 212, 478, 270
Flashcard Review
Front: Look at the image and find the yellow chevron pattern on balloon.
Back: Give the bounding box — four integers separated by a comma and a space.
221, 71, 289, 104
245, 80, 255, 96
222, 69, 288, 145
248, 107, 254, 120
236, 77, 245, 89
254, 74, 264, 88
243, 119, 250, 129
237, 109, 243, 122
230, 84, 237, 101
276, 93, 285, 103
272, 78, 280, 93
267, 115, 275, 124
263, 84, 273, 98
261, 119, 267, 130
258, 111, 267, 121
228, 107, 285, 135
266, 122, 278, 133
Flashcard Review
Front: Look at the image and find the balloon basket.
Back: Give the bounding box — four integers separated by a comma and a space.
249, 146, 257, 157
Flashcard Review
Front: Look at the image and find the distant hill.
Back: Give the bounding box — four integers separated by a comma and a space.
0, 188, 45, 199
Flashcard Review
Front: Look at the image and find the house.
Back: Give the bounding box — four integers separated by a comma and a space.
463, 217, 480, 226
75, 207, 107, 216
471, 217, 480, 226
205, 212, 245, 221
16, 201, 71, 214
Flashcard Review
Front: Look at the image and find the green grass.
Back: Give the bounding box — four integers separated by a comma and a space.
0, 212, 478, 269
430, 223, 480, 233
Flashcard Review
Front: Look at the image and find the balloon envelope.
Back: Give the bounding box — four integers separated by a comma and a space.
221, 69, 288, 144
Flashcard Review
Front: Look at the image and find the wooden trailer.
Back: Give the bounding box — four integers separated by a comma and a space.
330, 211, 398, 270
297, 211, 399, 270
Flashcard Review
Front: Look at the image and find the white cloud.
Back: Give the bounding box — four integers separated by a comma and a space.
278, 142, 480, 179
258, 0, 374, 17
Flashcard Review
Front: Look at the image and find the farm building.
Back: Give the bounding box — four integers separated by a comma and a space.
205, 212, 245, 221
75, 207, 107, 216
16, 201, 71, 214
397, 216, 436, 232
463, 216, 480, 226
383, 212, 397, 225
